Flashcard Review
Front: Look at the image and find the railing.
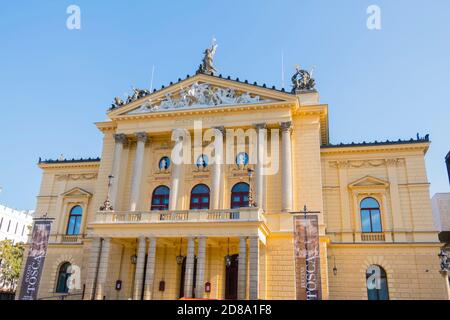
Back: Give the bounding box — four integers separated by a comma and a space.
49, 234, 83, 244
361, 233, 385, 242
38, 293, 84, 300
94, 208, 264, 224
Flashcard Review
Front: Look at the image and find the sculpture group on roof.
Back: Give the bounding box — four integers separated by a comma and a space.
109, 40, 317, 111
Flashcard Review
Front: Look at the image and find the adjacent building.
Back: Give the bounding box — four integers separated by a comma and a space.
16, 53, 450, 300
0, 205, 33, 244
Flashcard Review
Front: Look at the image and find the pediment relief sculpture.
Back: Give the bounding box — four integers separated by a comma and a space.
126, 82, 274, 115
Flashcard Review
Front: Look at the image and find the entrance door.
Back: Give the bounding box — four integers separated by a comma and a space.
179, 257, 197, 298
224, 254, 239, 299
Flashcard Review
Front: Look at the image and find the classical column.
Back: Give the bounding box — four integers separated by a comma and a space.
237, 237, 247, 300
110, 133, 127, 210
133, 236, 147, 300
143, 237, 157, 300
255, 123, 266, 209
129, 132, 148, 211
169, 130, 185, 210
95, 237, 111, 300
195, 237, 207, 298
281, 121, 293, 212
248, 236, 259, 300
84, 237, 101, 300
211, 127, 224, 209
184, 237, 195, 298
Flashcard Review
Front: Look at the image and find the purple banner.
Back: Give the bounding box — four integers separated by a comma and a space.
18, 219, 53, 300
293, 214, 322, 300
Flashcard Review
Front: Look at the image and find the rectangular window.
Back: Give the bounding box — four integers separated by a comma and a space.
0, 217, 3, 230
15, 222, 18, 234
21, 225, 25, 236
7, 220, 11, 232
361, 210, 371, 232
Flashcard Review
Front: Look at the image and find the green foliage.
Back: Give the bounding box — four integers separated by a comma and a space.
0, 240, 25, 292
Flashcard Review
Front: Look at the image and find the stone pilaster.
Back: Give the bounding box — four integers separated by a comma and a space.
337, 161, 353, 242
211, 127, 225, 209
255, 123, 267, 209
84, 237, 101, 300
281, 121, 293, 212
143, 237, 157, 300
386, 158, 406, 241
238, 237, 247, 300
95, 237, 111, 300
133, 236, 147, 300
195, 237, 207, 298
129, 132, 148, 211
110, 133, 127, 210
169, 129, 185, 210
184, 237, 195, 298
248, 236, 259, 300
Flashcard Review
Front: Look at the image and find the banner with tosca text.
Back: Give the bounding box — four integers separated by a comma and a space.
293, 214, 322, 300
18, 219, 53, 300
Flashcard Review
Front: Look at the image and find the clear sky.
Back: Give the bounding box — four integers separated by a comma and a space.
0, 0, 449, 210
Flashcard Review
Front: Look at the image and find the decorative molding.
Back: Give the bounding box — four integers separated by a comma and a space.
329, 158, 403, 169
56, 173, 98, 181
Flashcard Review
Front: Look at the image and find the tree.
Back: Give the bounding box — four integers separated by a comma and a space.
0, 240, 25, 292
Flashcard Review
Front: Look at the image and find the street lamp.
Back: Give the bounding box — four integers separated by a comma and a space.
176, 238, 184, 265
247, 168, 256, 207
438, 249, 449, 272
225, 238, 232, 267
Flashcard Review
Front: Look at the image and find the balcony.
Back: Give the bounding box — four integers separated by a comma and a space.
361, 232, 385, 242
93, 207, 265, 225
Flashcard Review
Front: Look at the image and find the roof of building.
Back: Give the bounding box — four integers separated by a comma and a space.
321, 134, 430, 148
108, 71, 296, 112
38, 157, 101, 164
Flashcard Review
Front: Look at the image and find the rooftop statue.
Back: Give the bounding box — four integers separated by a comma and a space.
197, 38, 218, 75
291, 65, 316, 93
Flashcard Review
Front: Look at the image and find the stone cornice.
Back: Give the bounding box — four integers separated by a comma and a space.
321, 140, 430, 155
38, 157, 101, 170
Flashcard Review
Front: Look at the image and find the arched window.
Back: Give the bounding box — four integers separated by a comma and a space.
366, 265, 389, 300
151, 186, 170, 211
56, 262, 71, 293
231, 182, 249, 208
66, 205, 83, 235
190, 184, 210, 210
360, 197, 382, 233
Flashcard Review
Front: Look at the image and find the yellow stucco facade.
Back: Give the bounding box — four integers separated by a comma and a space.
17, 72, 450, 300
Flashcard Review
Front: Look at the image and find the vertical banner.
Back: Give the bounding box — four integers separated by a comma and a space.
18, 218, 53, 300
293, 214, 322, 300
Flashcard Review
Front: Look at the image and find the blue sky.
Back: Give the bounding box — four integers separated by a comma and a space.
0, 0, 449, 210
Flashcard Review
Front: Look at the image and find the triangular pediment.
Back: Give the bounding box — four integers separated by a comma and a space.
61, 187, 92, 198
348, 175, 389, 189
109, 73, 296, 118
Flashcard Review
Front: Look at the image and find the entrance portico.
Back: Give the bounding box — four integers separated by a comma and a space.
84, 213, 267, 300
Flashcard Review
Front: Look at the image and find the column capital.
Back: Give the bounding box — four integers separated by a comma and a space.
213, 126, 226, 135
254, 123, 267, 130
280, 121, 292, 132
114, 133, 128, 145
135, 132, 148, 143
